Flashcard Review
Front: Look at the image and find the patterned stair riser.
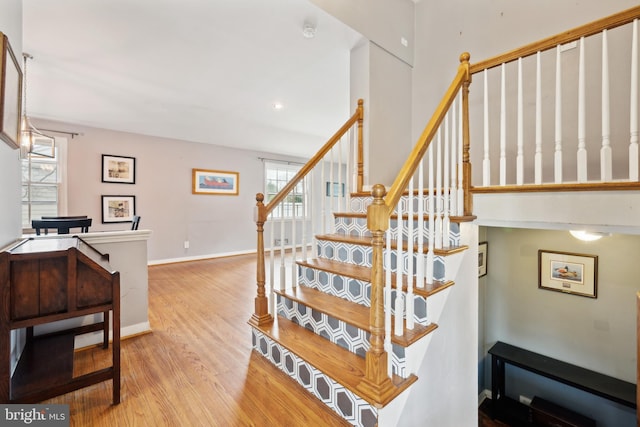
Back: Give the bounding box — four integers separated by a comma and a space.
276, 295, 410, 378
298, 267, 429, 326
252, 328, 378, 427
335, 216, 461, 247
315, 240, 447, 281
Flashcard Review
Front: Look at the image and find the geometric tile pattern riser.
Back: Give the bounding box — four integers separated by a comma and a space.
298, 266, 429, 326
277, 294, 411, 378
349, 195, 458, 216
252, 329, 378, 427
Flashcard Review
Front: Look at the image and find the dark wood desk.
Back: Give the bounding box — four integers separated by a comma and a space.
489, 341, 636, 421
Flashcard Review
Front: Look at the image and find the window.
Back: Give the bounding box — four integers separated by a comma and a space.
21, 137, 67, 229
264, 161, 306, 218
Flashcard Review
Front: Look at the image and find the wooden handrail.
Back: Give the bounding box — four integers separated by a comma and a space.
470, 5, 640, 74
384, 53, 471, 215
263, 99, 364, 218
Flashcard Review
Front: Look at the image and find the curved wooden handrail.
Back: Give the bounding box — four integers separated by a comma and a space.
470, 5, 640, 74
263, 99, 364, 218
383, 54, 471, 215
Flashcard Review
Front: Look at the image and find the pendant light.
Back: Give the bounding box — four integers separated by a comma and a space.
20, 52, 55, 158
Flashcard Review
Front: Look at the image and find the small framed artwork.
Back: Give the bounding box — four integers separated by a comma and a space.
192, 168, 239, 195
478, 241, 488, 277
538, 250, 598, 298
0, 32, 22, 149
102, 195, 136, 223
102, 154, 136, 184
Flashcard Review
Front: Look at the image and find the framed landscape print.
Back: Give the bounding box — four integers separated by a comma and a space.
102, 154, 136, 184
101, 195, 136, 223
538, 250, 598, 298
0, 32, 22, 149
192, 168, 239, 195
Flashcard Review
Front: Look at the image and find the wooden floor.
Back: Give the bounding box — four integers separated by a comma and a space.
38, 254, 489, 426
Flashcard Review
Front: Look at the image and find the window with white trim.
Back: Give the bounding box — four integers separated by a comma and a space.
21, 137, 67, 230
264, 161, 306, 219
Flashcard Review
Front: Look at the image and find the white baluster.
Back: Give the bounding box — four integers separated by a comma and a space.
406, 178, 414, 330
517, 57, 524, 185
310, 170, 318, 259
578, 37, 588, 183
338, 137, 343, 212
601, 29, 612, 181
435, 129, 443, 249
426, 144, 435, 284
443, 114, 451, 247
280, 213, 286, 291
290, 195, 297, 288
500, 63, 507, 186
457, 93, 464, 216
555, 45, 563, 183
321, 159, 326, 234
483, 70, 491, 186
631, 19, 639, 181
384, 218, 393, 376
535, 51, 543, 184
302, 176, 308, 261
330, 147, 336, 229
417, 160, 425, 290
394, 200, 404, 337
450, 98, 457, 216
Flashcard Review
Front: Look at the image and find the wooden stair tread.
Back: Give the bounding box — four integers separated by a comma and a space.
254, 316, 417, 407
316, 233, 468, 256
334, 211, 477, 223
297, 258, 456, 298
275, 286, 438, 347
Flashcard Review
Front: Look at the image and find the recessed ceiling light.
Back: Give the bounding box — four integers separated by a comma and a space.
302, 23, 316, 39
273, 102, 284, 110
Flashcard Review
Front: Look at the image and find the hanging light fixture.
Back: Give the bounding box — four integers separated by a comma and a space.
20, 52, 55, 158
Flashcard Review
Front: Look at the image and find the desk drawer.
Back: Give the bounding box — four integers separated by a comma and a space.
530, 397, 596, 427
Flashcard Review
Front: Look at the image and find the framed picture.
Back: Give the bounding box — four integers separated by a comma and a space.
478, 241, 488, 277
192, 168, 239, 195
101, 195, 136, 223
102, 154, 136, 184
326, 181, 345, 197
538, 250, 598, 298
0, 32, 22, 149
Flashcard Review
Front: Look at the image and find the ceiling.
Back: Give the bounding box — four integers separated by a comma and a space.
22, 0, 363, 158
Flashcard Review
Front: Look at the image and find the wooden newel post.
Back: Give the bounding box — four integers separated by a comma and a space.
460, 52, 474, 216
249, 193, 273, 326
358, 184, 395, 400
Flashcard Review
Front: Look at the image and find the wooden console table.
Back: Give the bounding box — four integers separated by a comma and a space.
489, 341, 636, 423
0, 237, 120, 404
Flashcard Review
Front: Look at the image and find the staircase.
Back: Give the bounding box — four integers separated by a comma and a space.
249, 192, 470, 426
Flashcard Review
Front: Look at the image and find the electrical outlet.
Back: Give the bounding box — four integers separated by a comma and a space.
184, 241, 189, 249
519, 395, 532, 406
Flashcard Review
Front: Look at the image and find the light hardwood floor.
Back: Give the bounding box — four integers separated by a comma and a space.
41, 254, 349, 426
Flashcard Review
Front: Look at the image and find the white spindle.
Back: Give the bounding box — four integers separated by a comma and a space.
443, 114, 451, 247
338, 137, 343, 212
555, 45, 563, 183
631, 19, 639, 181
435, 129, 443, 249
517, 57, 524, 185
320, 159, 326, 234
302, 177, 308, 261
310, 170, 318, 259
535, 51, 543, 184
406, 178, 414, 330
450, 97, 458, 216
417, 161, 425, 290
394, 200, 404, 337
577, 37, 588, 182
426, 144, 435, 284
384, 218, 393, 375
290, 199, 297, 288
279, 215, 286, 291
601, 29, 612, 181
330, 148, 336, 225
500, 63, 507, 186
483, 70, 491, 186
457, 94, 464, 216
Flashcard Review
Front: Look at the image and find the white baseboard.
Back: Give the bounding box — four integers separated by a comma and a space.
74, 321, 152, 349
478, 389, 492, 406
148, 249, 256, 265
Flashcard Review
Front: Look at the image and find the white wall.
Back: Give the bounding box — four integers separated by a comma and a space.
481, 227, 638, 426
0, 0, 22, 248
33, 118, 309, 263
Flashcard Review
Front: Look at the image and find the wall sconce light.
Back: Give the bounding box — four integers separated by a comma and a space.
20, 53, 55, 158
